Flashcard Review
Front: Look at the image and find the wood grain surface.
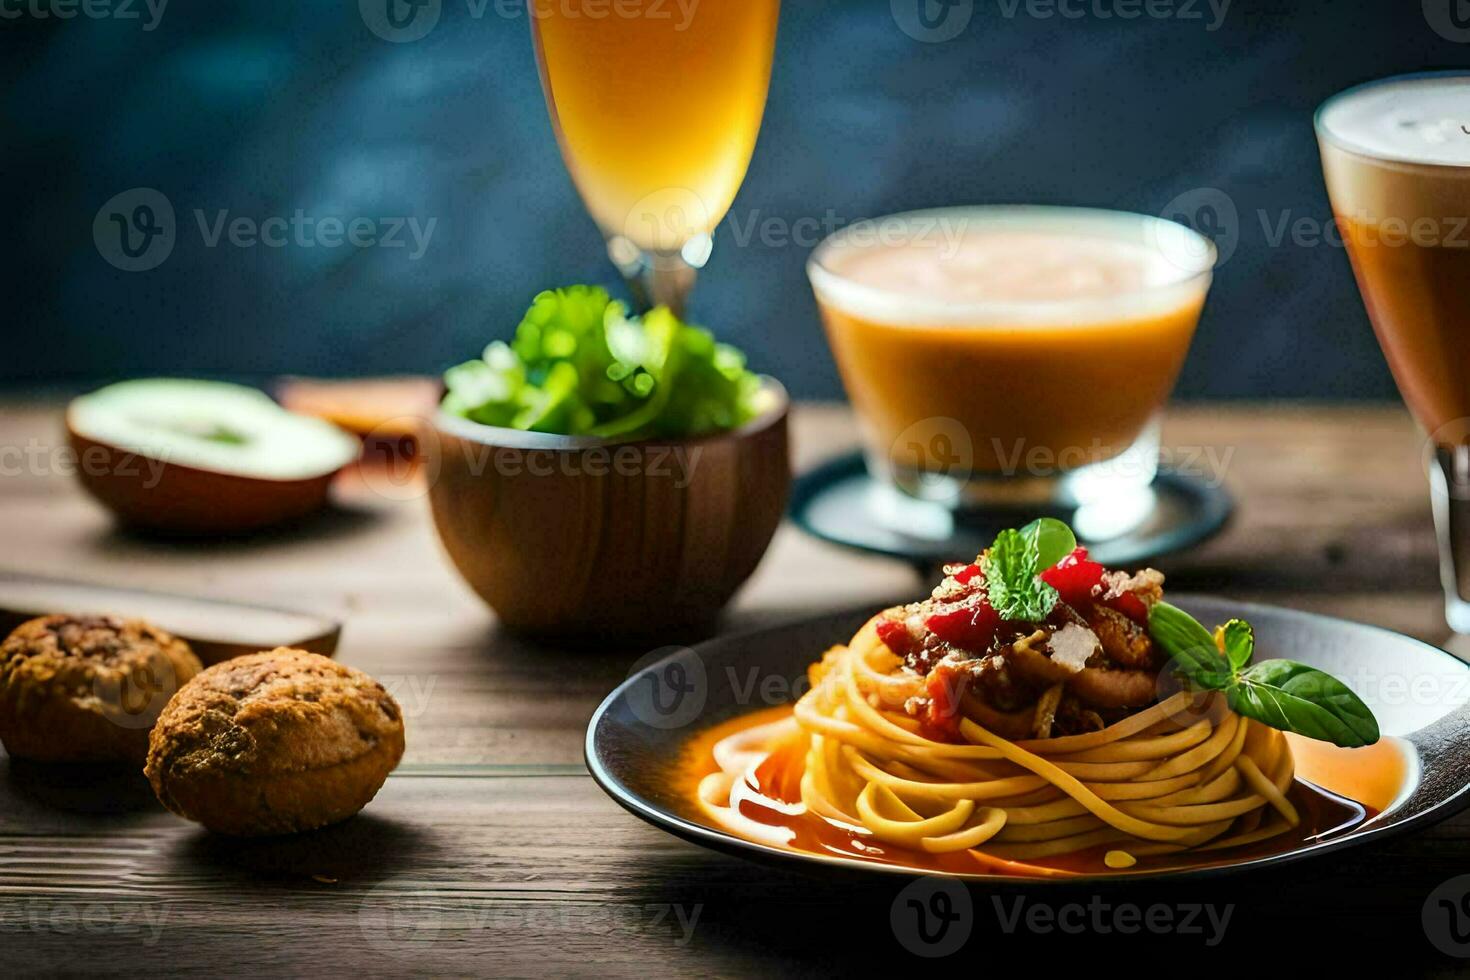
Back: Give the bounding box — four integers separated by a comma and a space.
1, 400, 1467, 975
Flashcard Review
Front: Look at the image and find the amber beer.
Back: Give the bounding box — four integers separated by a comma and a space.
530, 0, 780, 253
807, 207, 1213, 507
1317, 75, 1470, 441
1317, 73, 1470, 632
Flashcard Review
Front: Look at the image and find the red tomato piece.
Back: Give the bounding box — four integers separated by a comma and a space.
1039, 546, 1106, 608
952, 563, 983, 585
1106, 590, 1150, 625
875, 617, 917, 657
925, 599, 1001, 652
923, 664, 966, 741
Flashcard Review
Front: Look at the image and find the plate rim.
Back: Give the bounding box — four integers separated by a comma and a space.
585, 595, 1470, 884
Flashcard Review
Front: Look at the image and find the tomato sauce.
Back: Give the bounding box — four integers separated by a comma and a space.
677, 705, 1410, 878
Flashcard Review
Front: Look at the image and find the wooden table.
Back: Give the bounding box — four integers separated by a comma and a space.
1, 401, 1467, 974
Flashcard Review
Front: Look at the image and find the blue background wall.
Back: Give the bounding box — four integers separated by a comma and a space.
2, 1, 1464, 398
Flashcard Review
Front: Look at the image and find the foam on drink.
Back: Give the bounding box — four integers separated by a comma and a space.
1317, 74, 1470, 441
807, 207, 1212, 477
1319, 75, 1470, 225
811, 208, 1210, 327
833, 231, 1169, 302
1318, 75, 1470, 167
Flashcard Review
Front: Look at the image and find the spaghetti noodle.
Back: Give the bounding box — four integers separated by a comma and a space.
687, 522, 1386, 874
697, 618, 1301, 870
684, 522, 1379, 875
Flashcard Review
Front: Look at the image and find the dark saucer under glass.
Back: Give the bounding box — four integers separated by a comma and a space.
789, 451, 1232, 571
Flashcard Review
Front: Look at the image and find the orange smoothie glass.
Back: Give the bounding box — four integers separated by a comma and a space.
807, 207, 1214, 519
1317, 73, 1470, 632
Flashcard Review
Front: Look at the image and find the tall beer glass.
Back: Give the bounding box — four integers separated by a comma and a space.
1317, 73, 1470, 630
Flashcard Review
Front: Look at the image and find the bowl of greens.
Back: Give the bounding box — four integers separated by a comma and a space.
426, 286, 789, 639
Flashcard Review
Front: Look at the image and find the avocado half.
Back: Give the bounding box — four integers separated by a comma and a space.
66, 379, 361, 535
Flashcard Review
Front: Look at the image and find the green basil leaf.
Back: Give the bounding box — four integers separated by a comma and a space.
1147, 602, 1231, 690
1229, 659, 1379, 748
1021, 517, 1077, 570
981, 527, 1058, 621
1221, 619, 1254, 672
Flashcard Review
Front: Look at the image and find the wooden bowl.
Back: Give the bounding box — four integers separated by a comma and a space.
425, 380, 790, 640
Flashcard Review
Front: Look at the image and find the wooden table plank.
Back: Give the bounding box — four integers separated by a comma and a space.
2, 400, 1468, 973
2, 771, 1468, 973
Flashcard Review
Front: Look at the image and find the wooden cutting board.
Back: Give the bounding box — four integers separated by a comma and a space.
0, 572, 340, 665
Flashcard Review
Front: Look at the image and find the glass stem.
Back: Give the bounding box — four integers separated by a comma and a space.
606, 236, 702, 319
1430, 444, 1470, 633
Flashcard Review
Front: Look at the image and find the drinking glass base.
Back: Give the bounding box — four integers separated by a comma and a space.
866, 419, 1163, 541
1430, 444, 1470, 634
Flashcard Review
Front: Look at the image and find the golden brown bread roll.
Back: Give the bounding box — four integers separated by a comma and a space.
145, 648, 404, 835
0, 614, 203, 765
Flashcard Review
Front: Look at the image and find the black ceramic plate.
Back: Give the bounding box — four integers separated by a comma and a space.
789, 452, 1232, 569
586, 597, 1470, 882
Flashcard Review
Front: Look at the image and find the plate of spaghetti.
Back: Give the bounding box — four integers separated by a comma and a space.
587, 519, 1470, 880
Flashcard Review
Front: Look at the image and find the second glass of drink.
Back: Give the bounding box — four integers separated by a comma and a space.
806, 206, 1215, 532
